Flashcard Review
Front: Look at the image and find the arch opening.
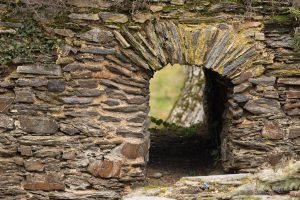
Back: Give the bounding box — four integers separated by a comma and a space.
146, 64, 232, 185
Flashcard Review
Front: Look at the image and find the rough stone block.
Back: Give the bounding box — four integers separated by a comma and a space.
0, 114, 14, 130
0, 96, 14, 113
17, 65, 62, 76
19, 116, 58, 134
68, 13, 99, 20
87, 159, 122, 178
99, 12, 128, 23
288, 127, 300, 139
24, 160, 44, 172
48, 79, 66, 92
262, 121, 284, 140
286, 91, 300, 99
244, 98, 281, 115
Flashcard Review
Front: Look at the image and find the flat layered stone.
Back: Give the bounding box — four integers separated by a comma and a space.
233, 82, 252, 93
244, 98, 281, 115
63, 63, 102, 72
0, 96, 14, 113
233, 94, 252, 103
75, 89, 103, 97
23, 181, 65, 191
48, 80, 66, 92
0, 114, 14, 130
53, 28, 75, 37
277, 78, 300, 85
61, 97, 93, 104
16, 78, 48, 87
286, 90, 300, 99
99, 12, 128, 23
24, 160, 44, 172
17, 65, 62, 76
87, 159, 122, 178
99, 115, 121, 122
262, 121, 284, 140
288, 127, 300, 139
79, 47, 116, 55
14, 89, 35, 103
249, 76, 276, 85
68, 13, 99, 20
19, 116, 58, 134
78, 28, 114, 43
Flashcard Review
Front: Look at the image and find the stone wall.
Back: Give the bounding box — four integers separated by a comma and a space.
0, 0, 299, 199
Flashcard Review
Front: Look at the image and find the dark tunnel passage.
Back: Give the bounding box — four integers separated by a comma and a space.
146, 66, 232, 185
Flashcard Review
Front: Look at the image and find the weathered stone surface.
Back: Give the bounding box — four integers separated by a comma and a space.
24, 160, 44, 172
0, 96, 14, 113
262, 121, 284, 140
244, 98, 281, 114
14, 89, 35, 103
233, 83, 252, 93
78, 28, 114, 43
17, 65, 62, 76
121, 141, 146, 159
255, 32, 265, 41
23, 181, 65, 191
19, 116, 58, 134
61, 97, 93, 104
87, 159, 122, 178
62, 151, 76, 160
68, 13, 99, 20
18, 145, 32, 156
277, 78, 300, 85
99, 115, 121, 122
75, 89, 103, 97
53, 28, 75, 37
249, 76, 276, 85
16, 78, 48, 87
233, 94, 252, 103
63, 63, 102, 72
79, 47, 116, 55
47, 79, 66, 92
0, 114, 14, 130
288, 127, 300, 139
99, 12, 128, 23
286, 90, 300, 99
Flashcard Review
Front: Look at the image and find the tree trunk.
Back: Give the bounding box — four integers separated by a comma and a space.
167, 65, 205, 127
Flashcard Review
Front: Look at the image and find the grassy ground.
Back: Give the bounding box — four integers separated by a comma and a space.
149, 64, 186, 120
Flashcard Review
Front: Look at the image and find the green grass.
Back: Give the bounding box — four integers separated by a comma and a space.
149, 64, 186, 120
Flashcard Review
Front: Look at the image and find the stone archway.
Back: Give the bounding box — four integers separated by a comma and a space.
115, 20, 264, 175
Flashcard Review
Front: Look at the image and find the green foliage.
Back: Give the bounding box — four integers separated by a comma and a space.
290, 34, 300, 51
0, 21, 62, 65
150, 116, 202, 136
289, 7, 300, 19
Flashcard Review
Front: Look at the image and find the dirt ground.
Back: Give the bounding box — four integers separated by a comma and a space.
145, 126, 224, 186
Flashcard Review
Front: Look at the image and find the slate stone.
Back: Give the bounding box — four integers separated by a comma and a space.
16, 78, 48, 87
17, 65, 62, 76
53, 28, 75, 37
233, 94, 252, 103
127, 114, 146, 123
102, 100, 120, 106
277, 78, 300, 85
104, 105, 147, 113
288, 127, 300, 139
262, 121, 284, 140
24, 160, 44, 172
0, 96, 15, 112
68, 13, 99, 20
63, 63, 102, 72
249, 76, 276, 85
65, 111, 99, 117
79, 47, 116, 55
0, 114, 14, 130
48, 80, 66, 92
244, 98, 282, 115
75, 89, 103, 97
59, 124, 80, 135
99, 115, 121, 122
19, 116, 58, 134
77, 80, 98, 88
116, 129, 145, 138
233, 82, 252, 93
78, 28, 113, 43
286, 90, 300, 99
14, 89, 35, 103
61, 97, 93, 104
99, 12, 128, 23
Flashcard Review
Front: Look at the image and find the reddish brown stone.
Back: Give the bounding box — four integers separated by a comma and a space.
24, 160, 44, 172
0, 96, 14, 113
18, 145, 32, 156
278, 78, 300, 85
232, 71, 253, 85
23, 181, 65, 191
262, 121, 284, 140
244, 21, 262, 28
13, 157, 24, 166
93, 71, 111, 79
87, 159, 122, 178
286, 90, 300, 99
121, 142, 145, 159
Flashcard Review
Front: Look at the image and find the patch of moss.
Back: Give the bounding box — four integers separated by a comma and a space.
270, 15, 290, 21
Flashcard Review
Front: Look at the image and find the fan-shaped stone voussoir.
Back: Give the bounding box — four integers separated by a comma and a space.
116, 21, 262, 81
